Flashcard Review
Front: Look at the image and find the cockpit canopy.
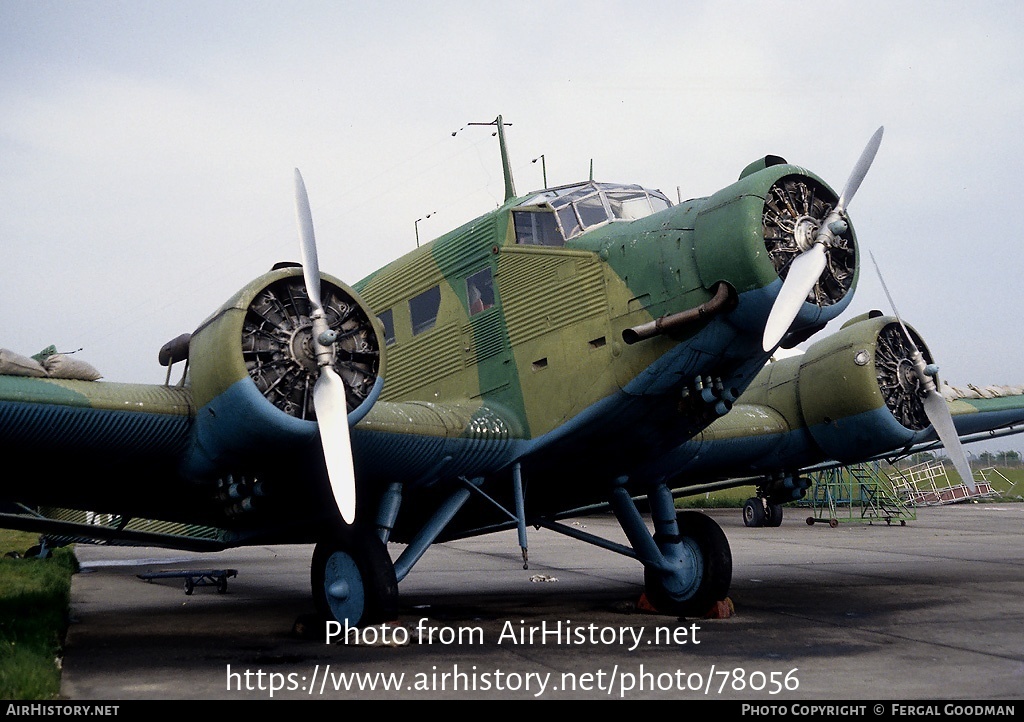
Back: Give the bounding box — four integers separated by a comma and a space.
513, 181, 672, 246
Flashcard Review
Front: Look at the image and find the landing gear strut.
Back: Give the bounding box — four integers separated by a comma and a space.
642, 510, 732, 616
609, 480, 732, 617
311, 526, 398, 626
744, 474, 810, 527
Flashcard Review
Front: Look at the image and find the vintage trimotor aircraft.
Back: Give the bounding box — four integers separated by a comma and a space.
2, 118, 1023, 627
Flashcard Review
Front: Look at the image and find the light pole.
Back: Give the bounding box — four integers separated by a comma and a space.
415, 212, 436, 248
532, 154, 547, 189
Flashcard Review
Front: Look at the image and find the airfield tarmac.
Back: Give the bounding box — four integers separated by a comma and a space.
60, 505, 1024, 700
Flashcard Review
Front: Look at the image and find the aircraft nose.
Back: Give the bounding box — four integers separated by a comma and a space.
693, 169, 858, 349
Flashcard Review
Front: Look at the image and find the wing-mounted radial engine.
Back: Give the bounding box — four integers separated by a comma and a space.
243, 268, 383, 421
737, 311, 941, 528
180, 265, 386, 485
794, 311, 939, 461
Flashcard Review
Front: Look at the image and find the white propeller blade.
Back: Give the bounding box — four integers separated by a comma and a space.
869, 252, 975, 492
314, 366, 357, 523
923, 391, 975, 492
837, 126, 884, 212
294, 169, 358, 523
761, 127, 884, 352
294, 169, 323, 312
762, 244, 826, 351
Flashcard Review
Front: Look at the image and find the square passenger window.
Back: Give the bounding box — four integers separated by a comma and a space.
377, 309, 396, 345
409, 286, 441, 335
513, 210, 563, 246
466, 268, 496, 316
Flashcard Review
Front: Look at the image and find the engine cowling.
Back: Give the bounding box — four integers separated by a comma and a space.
797, 311, 933, 462
181, 266, 386, 480
693, 159, 859, 343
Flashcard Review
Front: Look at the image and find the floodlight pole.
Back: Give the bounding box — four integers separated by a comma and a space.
415, 212, 435, 248
532, 154, 547, 189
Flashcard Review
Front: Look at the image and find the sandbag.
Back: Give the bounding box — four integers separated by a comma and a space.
0, 348, 48, 377
42, 354, 103, 381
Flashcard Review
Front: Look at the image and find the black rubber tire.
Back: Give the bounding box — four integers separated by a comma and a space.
644, 511, 732, 617
765, 503, 784, 527
311, 525, 398, 627
742, 498, 766, 527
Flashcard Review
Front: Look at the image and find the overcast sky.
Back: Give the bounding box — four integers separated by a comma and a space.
2, 1, 1022, 449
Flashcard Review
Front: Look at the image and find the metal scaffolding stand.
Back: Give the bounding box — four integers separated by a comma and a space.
888, 460, 1010, 506
805, 462, 916, 527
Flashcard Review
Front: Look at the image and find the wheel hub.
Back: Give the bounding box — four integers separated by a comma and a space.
328, 580, 351, 601
323, 551, 364, 623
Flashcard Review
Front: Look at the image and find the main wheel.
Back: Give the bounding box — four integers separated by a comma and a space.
311, 526, 398, 627
765, 503, 784, 527
742, 498, 766, 527
644, 511, 732, 617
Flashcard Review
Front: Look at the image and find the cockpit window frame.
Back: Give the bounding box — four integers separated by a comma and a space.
512, 181, 672, 246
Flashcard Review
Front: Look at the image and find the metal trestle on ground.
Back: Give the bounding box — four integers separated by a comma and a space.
805, 463, 916, 527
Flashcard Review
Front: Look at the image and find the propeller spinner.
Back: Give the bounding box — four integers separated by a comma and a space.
869, 251, 976, 492
294, 169, 358, 523
762, 127, 884, 352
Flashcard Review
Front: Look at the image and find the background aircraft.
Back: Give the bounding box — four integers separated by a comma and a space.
2, 121, 1022, 627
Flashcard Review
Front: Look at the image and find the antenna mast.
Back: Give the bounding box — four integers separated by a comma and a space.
464, 115, 516, 202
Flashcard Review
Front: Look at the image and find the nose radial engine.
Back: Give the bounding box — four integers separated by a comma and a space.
762, 127, 884, 351
293, 169, 360, 523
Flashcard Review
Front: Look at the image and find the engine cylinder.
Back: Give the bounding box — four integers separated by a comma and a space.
181, 267, 385, 480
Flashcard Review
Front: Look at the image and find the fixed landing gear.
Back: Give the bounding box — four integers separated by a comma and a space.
742, 497, 783, 528
609, 482, 732, 617
742, 498, 765, 527
643, 510, 732, 616
311, 526, 398, 626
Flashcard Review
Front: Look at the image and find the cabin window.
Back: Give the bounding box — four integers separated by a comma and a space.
466, 268, 496, 315
378, 309, 396, 345
513, 210, 563, 246
409, 286, 441, 335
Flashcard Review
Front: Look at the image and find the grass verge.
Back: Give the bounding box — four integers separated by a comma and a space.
0, 530, 76, 700
675, 465, 1024, 509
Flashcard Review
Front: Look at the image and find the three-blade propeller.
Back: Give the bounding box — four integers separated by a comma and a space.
294, 169, 358, 524
869, 252, 975, 492
762, 127, 885, 352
